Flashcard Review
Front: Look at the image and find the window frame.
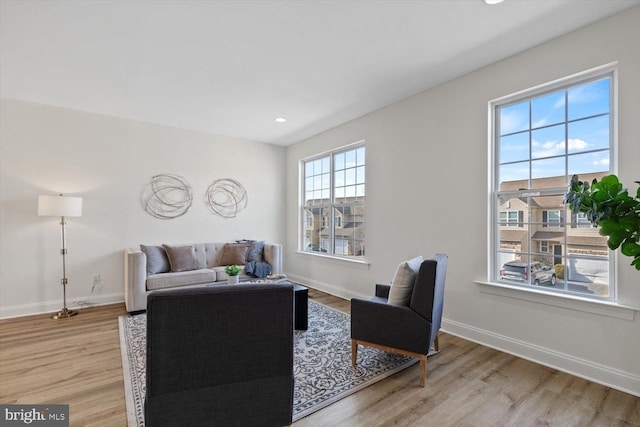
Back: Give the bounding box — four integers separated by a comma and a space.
488, 63, 617, 302
300, 141, 366, 262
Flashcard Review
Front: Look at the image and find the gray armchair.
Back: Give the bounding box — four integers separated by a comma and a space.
351, 254, 447, 387
145, 283, 294, 426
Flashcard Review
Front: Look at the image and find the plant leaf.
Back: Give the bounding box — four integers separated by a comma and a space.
621, 240, 640, 257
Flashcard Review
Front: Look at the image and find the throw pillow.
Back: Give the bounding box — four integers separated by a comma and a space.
220, 242, 251, 266
162, 244, 200, 272
140, 245, 170, 275
387, 255, 424, 306
246, 240, 265, 263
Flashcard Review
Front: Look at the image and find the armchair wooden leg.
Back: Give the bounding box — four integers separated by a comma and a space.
351, 340, 358, 365
434, 334, 439, 352
419, 355, 427, 388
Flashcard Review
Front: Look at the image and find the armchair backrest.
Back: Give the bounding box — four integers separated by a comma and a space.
409, 254, 448, 348
145, 283, 294, 426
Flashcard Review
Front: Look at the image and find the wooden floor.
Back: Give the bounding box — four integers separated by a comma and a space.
1, 288, 638, 426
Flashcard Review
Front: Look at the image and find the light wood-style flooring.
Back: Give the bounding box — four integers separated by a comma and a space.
1, 288, 638, 426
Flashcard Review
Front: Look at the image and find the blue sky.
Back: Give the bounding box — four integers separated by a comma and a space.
498, 78, 610, 184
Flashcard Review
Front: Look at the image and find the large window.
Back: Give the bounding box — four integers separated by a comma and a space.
491, 66, 615, 300
302, 144, 365, 259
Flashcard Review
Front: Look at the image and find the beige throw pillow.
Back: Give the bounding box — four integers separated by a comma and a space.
387, 255, 424, 306
220, 242, 251, 266
162, 244, 200, 272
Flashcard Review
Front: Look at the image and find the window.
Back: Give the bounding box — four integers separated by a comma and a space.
500, 210, 522, 227
334, 209, 343, 228
302, 143, 365, 259
304, 211, 313, 228
540, 241, 549, 253
574, 212, 594, 228
542, 210, 563, 228
491, 65, 615, 300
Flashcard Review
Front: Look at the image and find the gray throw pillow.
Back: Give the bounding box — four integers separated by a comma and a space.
220, 242, 251, 265
387, 255, 424, 306
140, 245, 170, 275
162, 244, 200, 272
247, 240, 265, 263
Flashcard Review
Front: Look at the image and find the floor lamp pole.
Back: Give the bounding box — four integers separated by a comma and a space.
38, 194, 83, 320
52, 215, 77, 319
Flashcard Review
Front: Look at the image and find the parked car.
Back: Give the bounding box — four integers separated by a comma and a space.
500, 261, 556, 286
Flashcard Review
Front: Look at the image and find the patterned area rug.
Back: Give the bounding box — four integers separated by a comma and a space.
119, 299, 418, 426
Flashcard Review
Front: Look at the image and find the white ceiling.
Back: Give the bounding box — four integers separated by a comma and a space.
1, 0, 638, 145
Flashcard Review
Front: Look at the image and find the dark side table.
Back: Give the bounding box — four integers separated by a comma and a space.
292, 284, 308, 330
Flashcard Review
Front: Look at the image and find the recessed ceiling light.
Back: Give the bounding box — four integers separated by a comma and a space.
483, 0, 505, 4
275, 117, 287, 123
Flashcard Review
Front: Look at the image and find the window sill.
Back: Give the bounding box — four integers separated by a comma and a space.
295, 251, 370, 269
475, 280, 637, 321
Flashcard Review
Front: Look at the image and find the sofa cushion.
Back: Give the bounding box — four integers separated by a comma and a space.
193, 243, 220, 269
247, 240, 265, 262
146, 269, 217, 290
387, 256, 423, 306
140, 244, 170, 275
163, 244, 200, 272
220, 242, 251, 265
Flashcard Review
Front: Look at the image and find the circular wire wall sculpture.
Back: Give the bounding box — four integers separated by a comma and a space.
205, 178, 248, 218
142, 174, 193, 219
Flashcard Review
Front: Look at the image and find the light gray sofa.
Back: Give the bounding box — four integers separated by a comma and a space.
124, 242, 283, 312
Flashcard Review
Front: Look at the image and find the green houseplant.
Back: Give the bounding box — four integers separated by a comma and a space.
564, 174, 640, 270
225, 265, 241, 284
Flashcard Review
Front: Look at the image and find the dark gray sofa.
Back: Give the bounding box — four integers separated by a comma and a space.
145, 283, 294, 426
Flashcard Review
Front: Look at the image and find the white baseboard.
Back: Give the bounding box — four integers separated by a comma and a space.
286, 273, 368, 302
0, 292, 125, 319
441, 318, 640, 397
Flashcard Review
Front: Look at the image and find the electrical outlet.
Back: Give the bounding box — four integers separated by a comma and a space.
91, 283, 103, 295
92, 274, 101, 285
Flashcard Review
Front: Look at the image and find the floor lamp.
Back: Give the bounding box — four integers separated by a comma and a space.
38, 194, 83, 319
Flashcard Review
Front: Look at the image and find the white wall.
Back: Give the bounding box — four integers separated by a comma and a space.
285, 8, 640, 395
0, 99, 286, 317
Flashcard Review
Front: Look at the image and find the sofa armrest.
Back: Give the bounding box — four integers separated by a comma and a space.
124, 248, 148, 312
263, 243, 283, 274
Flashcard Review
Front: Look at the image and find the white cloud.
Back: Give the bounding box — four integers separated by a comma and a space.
532, 118, 547, 128
552, 96, 566, 110
568, 138, 589, 151
500, 110, 527, 135
531, 138, 590, 158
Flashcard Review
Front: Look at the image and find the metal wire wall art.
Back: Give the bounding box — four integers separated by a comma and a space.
205, 178, 248, 218
142, 174, 193, 219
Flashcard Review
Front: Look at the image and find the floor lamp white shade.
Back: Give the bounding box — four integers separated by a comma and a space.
38, 194, 83, 319
38, 195, 83, 217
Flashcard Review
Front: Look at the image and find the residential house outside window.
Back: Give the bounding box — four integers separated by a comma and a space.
302, 143, 365, 259
491, 65, 615, 300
